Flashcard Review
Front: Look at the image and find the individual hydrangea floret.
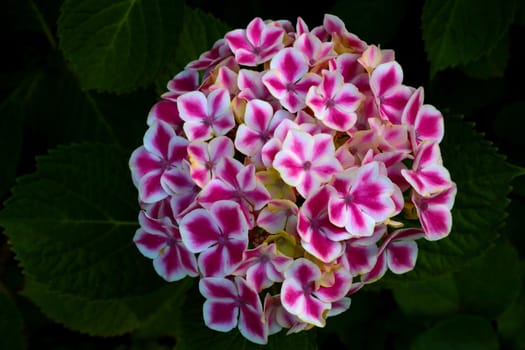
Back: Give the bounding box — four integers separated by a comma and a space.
129, 13, 457, 344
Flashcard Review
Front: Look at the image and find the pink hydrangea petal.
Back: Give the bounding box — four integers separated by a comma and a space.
143, 120, 178, 159
177, 91, 208, 122
370, 61, 404, 98
327, 297, 351, 317
199, 241, 246, 277
179, 208, 220, 252
342, 243, 379, 276
225, 29, 251, 51
211, 200, 249, 240
200, 276, 237, 300
281, 259, 330, 327
402, 165, 452, 197
203, 300, 238, 332
361, 250, 387, 283
401, 87, 423, 126
146, 100, 183, 133
301, 231, 345, 263
270, 48, 308, 83
129, 146, 160, 181
153, 243, 199, 281
198, 178, 235, 205
315, 267, 353, 302
386, 240, 418, 274
134, 229, 166, 259
164, 69, 199, 98
236, 279, 267, 344
262, 71, 287, 99
139, 170, 166, 203
415, 104, 444, 143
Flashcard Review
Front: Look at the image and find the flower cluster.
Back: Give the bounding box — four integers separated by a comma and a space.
129, 14, 457, 344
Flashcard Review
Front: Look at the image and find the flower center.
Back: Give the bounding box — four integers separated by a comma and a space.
325, 98, 336, 108
303, 161, 312, 171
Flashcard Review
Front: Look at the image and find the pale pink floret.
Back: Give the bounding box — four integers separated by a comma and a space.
370, 61, 414, 124
234, 243, 293, 291
187, 136, 235, 188
262, 47, 322, 113
161, 69, 200, 101
177, 88, 235, 141
237, 69, 275, 105
401, 87, 444, 148
273, 129, 342, 198
281, 258, 332, 327
129, 121, 189, 203
328, 161, 396, 237
198, 157, 271, 227
297, 186, 349, 263
306, 70, 363, 131
412, 184, 457, 241
401, 141, 453, 197
179, 200, 249, 277
199, 276, 267, 344
257, 199, 299, 234
134, 211, 198, 282
323, 14, 368, 53
293, 33, 336, 67
225, 17, 285, 66
235, 99, 288, 157
357, 45, 395, 72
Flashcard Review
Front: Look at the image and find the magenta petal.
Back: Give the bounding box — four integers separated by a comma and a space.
270, 48, 309, 83
139, 170, 167, 203
314, 267, 352, 302
301, 230, 345, 263
134, 229, 166, 259
415, 104, 444, 143
386, 240, 418, 274
342, 243, 379, 276
179, 208, 220, 252
153, 243, 198, 281
370, 61, 403, 97
235, 277, 268, 344
177, 91, 208, 121
361, 251, 387, 283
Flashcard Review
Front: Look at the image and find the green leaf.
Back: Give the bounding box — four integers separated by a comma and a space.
392, 273, 460, 317
23, 277, 191, 337
411, 315, 498, 350
330, 0, 409, 45
0, 143, 187, 335
395, 116, 525, 281
497, 262, 525, 350
0, 87, 26, 199
454, 239, 521, 318
393, 239, 521, 319
460, 36, 510, 79
422, 0, 516, 77
58, 0, 185, 93
0, 287, 25, 350
174, 284, 317, 350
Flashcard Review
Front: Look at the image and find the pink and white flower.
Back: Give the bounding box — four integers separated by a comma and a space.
200, 276, 267, 344
130, 13, 457, 343
179, 200, 248, 277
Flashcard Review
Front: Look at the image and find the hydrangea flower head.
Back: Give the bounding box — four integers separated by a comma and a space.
129, 13, 457, 344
